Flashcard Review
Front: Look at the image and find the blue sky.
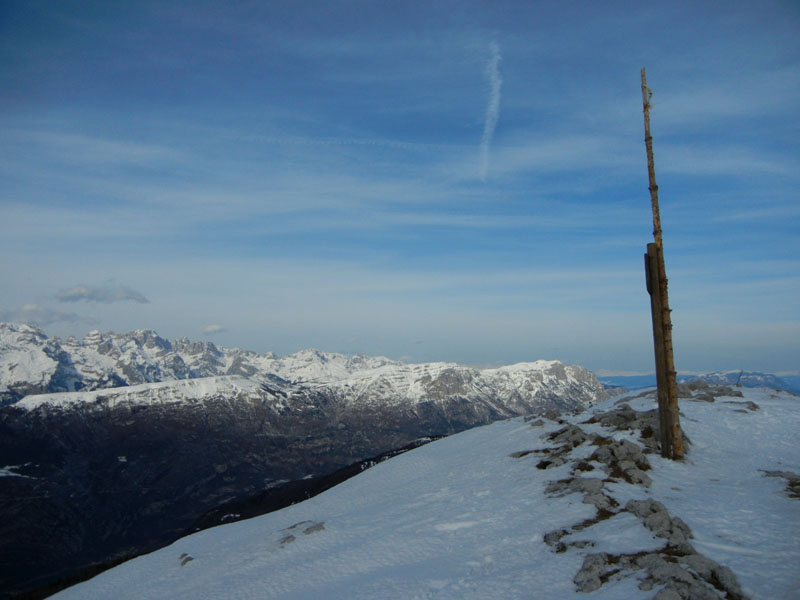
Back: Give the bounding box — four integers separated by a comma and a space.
1, 1, 798, 374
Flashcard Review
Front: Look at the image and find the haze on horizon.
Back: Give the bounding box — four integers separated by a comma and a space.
1, 1, 798, 374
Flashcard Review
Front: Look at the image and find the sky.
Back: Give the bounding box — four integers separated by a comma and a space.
1, 1, 798, 374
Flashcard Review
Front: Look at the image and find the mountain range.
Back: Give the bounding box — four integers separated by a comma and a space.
1, 323, 605, 410
598, 370, 800, 394
0, 322, 610, 598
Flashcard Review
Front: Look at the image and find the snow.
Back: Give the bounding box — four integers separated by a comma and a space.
626, 389, 800, 599
0, 323, 60, 393
11, 353, 604, 414
0, 464, 33, 478
560, 511, 664, 556
49, 386, 800, 599
2, 323, 606, 412
308, 359, 603, 409
262, 349, 401, 384
17, 375, 267, 410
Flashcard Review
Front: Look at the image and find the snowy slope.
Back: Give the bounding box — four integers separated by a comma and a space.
51, 386, 800, 600
15, 375, 269, 410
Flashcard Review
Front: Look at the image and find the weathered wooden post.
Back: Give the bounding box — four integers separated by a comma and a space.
641, 68, 684, 460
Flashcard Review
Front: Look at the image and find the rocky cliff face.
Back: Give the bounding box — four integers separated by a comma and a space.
0, 323, 610, 598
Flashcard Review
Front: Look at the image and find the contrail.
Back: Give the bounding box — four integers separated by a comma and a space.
480, 42, 502, 181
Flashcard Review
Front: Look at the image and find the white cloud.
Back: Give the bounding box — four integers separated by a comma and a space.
479, 42, 502, 181
202, 324, 226, 334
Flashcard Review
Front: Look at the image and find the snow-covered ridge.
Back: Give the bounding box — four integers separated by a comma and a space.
16, 375, 267, 410
1, 323, 609, 411
313, 359, 602, 410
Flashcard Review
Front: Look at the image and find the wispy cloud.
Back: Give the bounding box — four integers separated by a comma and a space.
481, 133, 638, 178
56, 285, 149, 304
0, 304, 81, 325
660, 143, 795, 177
710, 204, 800, 222
479, 42, 502, 181
11, 130, 187, 167
202, 324, 226, 334
657, 66, 800, 128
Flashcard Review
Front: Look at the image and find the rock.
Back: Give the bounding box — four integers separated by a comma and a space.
576, 477, 606, 494
574, 553, 609, 593
625, 467, 653, 487
508, 450, 536, 459
636, 552, 740, 600
705, 563, 745, 600
536, 456, 567, 470
583, 492, 616, 512
547, 424, 589, 447
543, 528, 568, 552
626, 499, 693, 552
691, 393, 717, 403
627, 498, 663, 520
682, 554, 716, 580
652, 587, 683, 600
587, 403, 638, 428
591, 439, 652, 486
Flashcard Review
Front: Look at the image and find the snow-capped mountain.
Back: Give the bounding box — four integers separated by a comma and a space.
685, 370, 797, 392
0, 323, 399, 404
44, 384, 800, 600
599, 370, 799, 394
0, 322, 608, 412
312, 359, 605, 415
